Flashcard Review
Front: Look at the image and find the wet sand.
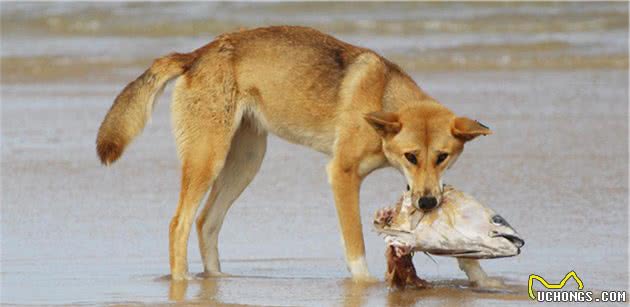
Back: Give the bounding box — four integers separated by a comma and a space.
2, 2, 628, 306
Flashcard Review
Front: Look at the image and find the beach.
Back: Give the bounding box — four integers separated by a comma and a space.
1, 3, 628, 306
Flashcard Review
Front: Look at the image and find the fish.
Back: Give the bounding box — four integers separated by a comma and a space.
374, 185, 524, 289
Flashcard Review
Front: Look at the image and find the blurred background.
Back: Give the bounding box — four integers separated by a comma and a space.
2, 2, 627, 81
1, 2, 628, 306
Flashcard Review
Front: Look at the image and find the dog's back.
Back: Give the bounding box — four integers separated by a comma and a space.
217, 26, 374, 151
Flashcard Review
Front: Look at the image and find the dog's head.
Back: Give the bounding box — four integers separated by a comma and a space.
365, 101, 491, 211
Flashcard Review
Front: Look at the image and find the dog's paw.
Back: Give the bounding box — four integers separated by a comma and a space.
374, 207, 396, 226
167, 272, 194, 281
196, 271, 231, 279
351, 274, 379, 283
471, 276, 506, 289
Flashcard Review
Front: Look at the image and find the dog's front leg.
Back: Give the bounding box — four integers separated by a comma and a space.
327, 159, 372, 281
326, 52, 389, 280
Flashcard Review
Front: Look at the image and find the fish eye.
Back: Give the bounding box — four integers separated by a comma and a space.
491, 215, 507, 226
436, 153, 448, 165
404, 152, 417, 165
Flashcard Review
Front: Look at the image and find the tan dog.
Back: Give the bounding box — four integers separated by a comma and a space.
96, 26, 491, 281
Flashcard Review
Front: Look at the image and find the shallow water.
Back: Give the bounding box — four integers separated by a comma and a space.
1, 2, 628, 306
1, 2, 627, 80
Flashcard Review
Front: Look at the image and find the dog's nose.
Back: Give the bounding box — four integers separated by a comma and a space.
418, 196, 437, 210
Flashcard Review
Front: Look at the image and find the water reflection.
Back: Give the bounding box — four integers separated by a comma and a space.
164, 275, 528, 306
339, 278, 372, 307
168, 279, 189, 302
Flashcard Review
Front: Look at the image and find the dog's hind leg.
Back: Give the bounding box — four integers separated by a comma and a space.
169, 113, 234, 280
195, 118, 267, 277
168, 43, 240, 280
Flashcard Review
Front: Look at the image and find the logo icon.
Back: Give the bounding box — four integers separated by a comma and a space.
528, 271, 584, 300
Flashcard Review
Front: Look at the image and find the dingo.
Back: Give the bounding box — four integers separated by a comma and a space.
96, 26, 491, 281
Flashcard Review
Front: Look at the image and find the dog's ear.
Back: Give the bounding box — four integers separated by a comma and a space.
364, 111, 401, 138
451, 117, 492, 141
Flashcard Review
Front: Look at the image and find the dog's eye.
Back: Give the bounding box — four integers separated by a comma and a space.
436, 153, 448, 165
406, 185, 410, 191
404, 153, 417, 165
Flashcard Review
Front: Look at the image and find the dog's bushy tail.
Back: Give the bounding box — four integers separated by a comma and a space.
96, 52, 196, 165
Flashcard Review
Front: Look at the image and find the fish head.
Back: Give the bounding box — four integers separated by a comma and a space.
377, 186, 524, 259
